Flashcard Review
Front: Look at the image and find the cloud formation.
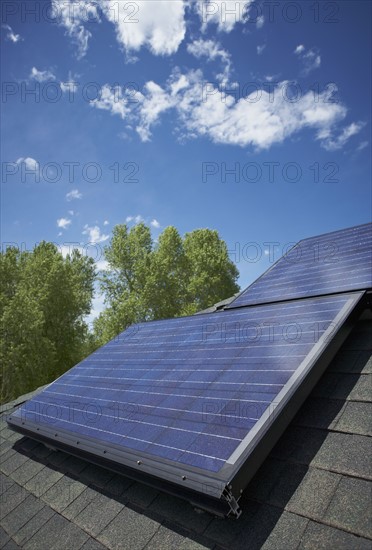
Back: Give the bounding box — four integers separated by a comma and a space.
91, 71, 356, 151
57, 217, 72, 230
187, 38, 231, 83
30, 67, 56, 82
52, 0, 185, 59
16, 157, 39, 171
83, 224, 110, 243
198, 0, 253, 32
2, 24, 22, 43
294, 45, 321, 75
66, 189, 82, 201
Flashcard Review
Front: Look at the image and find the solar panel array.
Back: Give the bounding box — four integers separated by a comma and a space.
7, 223, 370, 515
227, 223, 372, 309
10, 293, 359, 474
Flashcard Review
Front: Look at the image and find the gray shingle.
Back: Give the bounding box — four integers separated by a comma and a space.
1, 450, 29, 476
121, 481, 159, 509
13, 506, 55, 547
73, 492, 124, 536
143, 524, 187, 549
329, 349, 371, 374
179, 539, 211, 550
0, 526, 11, 547
97, 507, 160, 550
294, 398, 346, 430
334, 401, 372, 436
299, 519, 372, 549
324, 476, 372, 538
0, 448, 17, 467
1, 494, 44, 537
41, 476, 86, 513
148, 492, 213, 534
80, 538, 108, 550
0, 480, 28, 520
10, 459, 46, 486
203, 500, 259, 548
61, 486, 99, 521
23, 512, 88, 550
260, 510, 309, 550
0, 438, 13, 457
24, 466, 64, 497
313, 373, 371, 402
285, 468, 340, 520
311, 432, 372, 479
3, 538, 21, 549
78, 464, 114, 489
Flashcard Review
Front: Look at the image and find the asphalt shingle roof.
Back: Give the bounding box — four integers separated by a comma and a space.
1, 319, 371, 550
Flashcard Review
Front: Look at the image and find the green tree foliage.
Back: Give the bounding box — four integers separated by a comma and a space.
0, 242, 95, 403
94, 223, 239, 345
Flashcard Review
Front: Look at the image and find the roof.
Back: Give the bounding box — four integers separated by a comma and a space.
1, 318, 371, 549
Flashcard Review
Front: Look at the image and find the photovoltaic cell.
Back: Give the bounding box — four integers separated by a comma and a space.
8, 292, 362, 479
227, 223, 372, 309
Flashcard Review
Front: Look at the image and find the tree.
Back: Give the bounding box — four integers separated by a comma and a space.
93, 223, 239, 345
0, 242, 95, 403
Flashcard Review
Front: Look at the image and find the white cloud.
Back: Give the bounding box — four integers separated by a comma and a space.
125, 215, 145, 225
256, 15, 264, 28
150, 219, 161, 228
187, 38, 231, 83
136, 81, 175, 141
356, 141, 369, 152
257, 44, 266, 55
30, 67, 56, 82
68, 210, 74, 216
82, 224, 110, 243
294, 45, 321, 75
57, 217, 72, 230
90, 84, 131, 120
61, 72, 80, 94
16, 157, 39, 171
101, 0, 186, 57
294, 44, 305, 54
51, 0, 99, 59
53, 0, 185, 59
322, 122, 365, 151
95, 259, 109, 271
198, 0, 254, 32
103, 220, 110, 226
66, 189, 82, 201
2, 24, 22, 43
92, 71, 351, 150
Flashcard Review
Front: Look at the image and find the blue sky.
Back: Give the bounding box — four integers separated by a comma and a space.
1, 0, 371, 322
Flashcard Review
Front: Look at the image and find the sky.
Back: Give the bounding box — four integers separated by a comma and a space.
1, 0, 371, 323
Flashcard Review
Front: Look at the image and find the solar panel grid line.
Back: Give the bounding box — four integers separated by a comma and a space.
37, 390, 262, 422
246, 262, 372, 283
44, 382, 275, 403
92, 297, 353, 336
60, 375, 285, 387
27, 399, 244, 442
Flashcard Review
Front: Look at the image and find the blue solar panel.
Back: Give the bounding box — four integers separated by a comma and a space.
8, 292, 362, 482
227, 223, 372, 309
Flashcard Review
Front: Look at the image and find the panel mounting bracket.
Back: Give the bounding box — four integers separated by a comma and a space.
222, 486, 242, 519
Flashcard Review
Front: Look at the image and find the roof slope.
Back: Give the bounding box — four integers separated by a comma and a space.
1, 319, 371, 549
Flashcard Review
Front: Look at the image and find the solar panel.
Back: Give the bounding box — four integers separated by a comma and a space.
7, 291, 365, 517
227, 223, 372, 309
